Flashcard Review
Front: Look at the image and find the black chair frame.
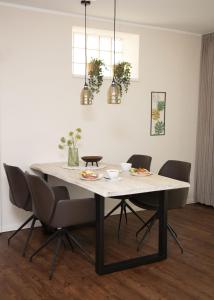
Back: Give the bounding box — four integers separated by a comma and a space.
29, 227, 94, 280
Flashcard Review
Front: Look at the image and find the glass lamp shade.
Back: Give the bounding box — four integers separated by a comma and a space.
80, 84, 92, 105
107, 81, 121, 104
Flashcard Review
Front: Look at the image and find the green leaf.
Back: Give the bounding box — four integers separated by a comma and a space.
58, 144, 64, 149
157, 101, 165, 111
155, 121, 165, 135
69, 131, 74, 136
67, 140, 72, 146
76, 128, 82, 133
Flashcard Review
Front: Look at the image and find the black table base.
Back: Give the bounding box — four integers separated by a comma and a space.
95, 191, 168, 275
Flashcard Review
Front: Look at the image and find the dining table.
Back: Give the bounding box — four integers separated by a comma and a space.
31, 162, 190, 275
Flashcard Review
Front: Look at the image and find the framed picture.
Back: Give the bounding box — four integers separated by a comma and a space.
150, 92, 166, 136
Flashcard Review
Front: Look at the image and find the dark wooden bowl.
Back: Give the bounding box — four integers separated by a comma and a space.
81, 156, 103, 163
81, 156, 103, 166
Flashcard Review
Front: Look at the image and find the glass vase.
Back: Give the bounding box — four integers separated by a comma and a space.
68, 147, 79, 167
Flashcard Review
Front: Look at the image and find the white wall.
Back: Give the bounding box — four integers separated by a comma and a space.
0, 5, 201, 232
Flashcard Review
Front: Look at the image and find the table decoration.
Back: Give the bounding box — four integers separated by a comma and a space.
58, 128, 82, 167
81, 155, 103, 167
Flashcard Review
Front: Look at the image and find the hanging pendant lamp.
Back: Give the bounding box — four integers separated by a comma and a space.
80, 0, 92, 105
107, 0, 121, 104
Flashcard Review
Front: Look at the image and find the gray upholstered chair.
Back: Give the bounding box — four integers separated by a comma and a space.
4, 163, 37, 256
26, 173, 95, 279
130, 160, 191, 252
105, 154, 152, 239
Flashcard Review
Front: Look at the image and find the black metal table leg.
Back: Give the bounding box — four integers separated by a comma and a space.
158, 190, 168, 259
43, 173, 48, 182
95, 190, 168, 275
95, 193, 105, 274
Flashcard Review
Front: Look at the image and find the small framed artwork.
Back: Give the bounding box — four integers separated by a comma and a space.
150, 91, 166, 136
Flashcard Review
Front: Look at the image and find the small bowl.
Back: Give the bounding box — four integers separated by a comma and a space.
81, 156, 103, 166
120, 162, 132, 171
81, 156, 103, 163
106, 169, 120, 179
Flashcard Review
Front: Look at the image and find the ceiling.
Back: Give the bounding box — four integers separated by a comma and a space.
1, 0, 214, 34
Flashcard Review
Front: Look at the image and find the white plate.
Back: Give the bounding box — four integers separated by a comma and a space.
130, 172, 152, 177
80, 174, 103, 181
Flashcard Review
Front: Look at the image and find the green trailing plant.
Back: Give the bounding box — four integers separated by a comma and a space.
88, 58, 105, 99
114, 62, 132, 97
58, 128, 82, 150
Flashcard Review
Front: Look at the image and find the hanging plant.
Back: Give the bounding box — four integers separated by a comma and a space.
114, 62, 132, 97
88, 58, 105, 99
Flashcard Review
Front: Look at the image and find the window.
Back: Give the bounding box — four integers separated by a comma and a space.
72, 27, 139, 79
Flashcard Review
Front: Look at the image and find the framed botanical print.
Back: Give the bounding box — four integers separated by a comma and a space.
150, 91, 166, 136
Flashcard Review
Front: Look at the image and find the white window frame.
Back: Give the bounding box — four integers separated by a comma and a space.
72, 27, 139, 80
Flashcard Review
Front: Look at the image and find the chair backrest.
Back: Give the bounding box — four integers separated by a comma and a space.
3, 163, 32, 211
127, 154, 152, 171
159, 160, 191, 209
26, 174, 57, 225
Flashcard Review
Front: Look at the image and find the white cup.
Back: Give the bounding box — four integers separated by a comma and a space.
120, 162, 132, 171
106, 169, 119, 179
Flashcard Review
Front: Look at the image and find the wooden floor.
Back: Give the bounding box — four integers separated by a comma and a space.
0, 204, 213, 300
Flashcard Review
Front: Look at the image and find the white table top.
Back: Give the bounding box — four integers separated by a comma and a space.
31, 162, 190, 198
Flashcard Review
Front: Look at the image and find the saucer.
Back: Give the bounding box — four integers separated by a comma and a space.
104, 176, 122, 181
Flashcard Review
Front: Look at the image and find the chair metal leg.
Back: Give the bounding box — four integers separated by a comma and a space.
137, 216, 157, 251
104, 201, 123, 219
136, 213, 157, 237
105, 199, 148, 240
117, 205, 124, 240
66, 231, 94, 264
61, 236, 67, 249
22, 216, 37, 257
29, 230, 59, 262
124, 204, 128, 224
49, 234, 62, 280
168, 223, 177, 237
167, 224, 183, 254
65, 232, 74, 251
126, 203, 146, 224
8, 214, 34, 245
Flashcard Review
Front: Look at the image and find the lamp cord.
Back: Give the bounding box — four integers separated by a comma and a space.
85, 2, 87, 85
113, 0, 116, 81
